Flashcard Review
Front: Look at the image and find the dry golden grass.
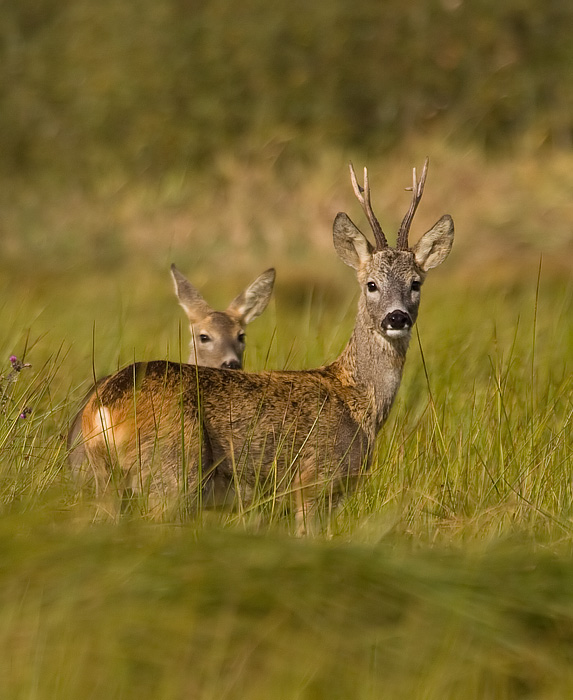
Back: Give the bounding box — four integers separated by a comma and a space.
3, 140, 573, 287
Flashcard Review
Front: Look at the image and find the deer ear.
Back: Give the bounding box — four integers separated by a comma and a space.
333, 213, 374, 270
412, 215, 454, 271
170, 264, 213, 323
227, 268, 275, 325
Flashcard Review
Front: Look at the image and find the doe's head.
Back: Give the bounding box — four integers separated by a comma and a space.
171, 265, 275, 369
333, 159, 454, 341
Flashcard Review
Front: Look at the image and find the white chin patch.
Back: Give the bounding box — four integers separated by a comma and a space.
385, 328, 411, 339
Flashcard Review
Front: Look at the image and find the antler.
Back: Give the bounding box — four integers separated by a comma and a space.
348, 163, 387, 249
396, 157, 429, 250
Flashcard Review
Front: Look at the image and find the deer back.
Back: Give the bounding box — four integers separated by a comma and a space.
81, 361, 372, 501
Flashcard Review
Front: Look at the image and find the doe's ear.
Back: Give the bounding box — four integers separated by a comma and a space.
227, 268, 275, 325
170, 264, 213, 323
412, 215, 454, 271
333, 213, 373, 270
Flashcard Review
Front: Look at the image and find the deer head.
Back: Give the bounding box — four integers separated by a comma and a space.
333, 158, 454, 341
171, 265, 275, 368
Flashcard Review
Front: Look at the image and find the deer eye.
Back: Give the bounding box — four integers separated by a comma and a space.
367, 282, 378, 293
238, 332, 246, 343
198, 334, 210, 343
411, 280, 421, 292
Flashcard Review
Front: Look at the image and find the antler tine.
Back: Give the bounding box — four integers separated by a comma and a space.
348, 162, 387, 249
396, 157, 429, 250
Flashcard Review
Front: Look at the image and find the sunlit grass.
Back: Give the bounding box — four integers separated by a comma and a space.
1, 252, 571, 542
0, 147, 572, 697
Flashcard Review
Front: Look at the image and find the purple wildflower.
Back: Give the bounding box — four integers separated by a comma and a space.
8, 356, 31, 372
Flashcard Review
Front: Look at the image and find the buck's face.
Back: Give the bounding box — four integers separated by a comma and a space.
189, 312, 246, 370
333, 211, 454, 341
358, 248, 424, 339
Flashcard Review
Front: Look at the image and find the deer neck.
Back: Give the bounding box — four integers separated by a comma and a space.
332, 307, 410, 431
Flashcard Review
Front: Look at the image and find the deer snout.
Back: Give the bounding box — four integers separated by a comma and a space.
382, 310, 412, 334
221, 359, 241, 370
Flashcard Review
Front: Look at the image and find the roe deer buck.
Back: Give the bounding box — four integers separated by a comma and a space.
67, 266, 275, 474
79, 159, 454, 530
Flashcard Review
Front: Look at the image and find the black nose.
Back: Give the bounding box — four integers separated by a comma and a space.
382, 310, 412, 331
221, 359, 241, 370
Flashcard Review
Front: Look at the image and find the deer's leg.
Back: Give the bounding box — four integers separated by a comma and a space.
292, 455, 325, 536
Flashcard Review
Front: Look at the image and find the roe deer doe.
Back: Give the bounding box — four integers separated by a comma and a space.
171, 265, 275, 368
78, 159, 454, 530
67, 266, 275, 475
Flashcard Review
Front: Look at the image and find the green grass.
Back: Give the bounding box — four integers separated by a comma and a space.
3, 0, 573, 178
7, 260, 568, 542
3, 1, 573, 689
0, 147, 573, 697
2, 523, 573, 699
1, 253, 572, 698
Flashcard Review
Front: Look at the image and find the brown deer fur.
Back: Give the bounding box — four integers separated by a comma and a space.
67, 267, 275, 476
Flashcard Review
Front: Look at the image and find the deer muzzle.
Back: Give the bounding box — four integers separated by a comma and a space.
221, 359, 241, 370
382, 310, 412, 337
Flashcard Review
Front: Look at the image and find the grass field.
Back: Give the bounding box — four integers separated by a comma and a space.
1, 145, 573, 697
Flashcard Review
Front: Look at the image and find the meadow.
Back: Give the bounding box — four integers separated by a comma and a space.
0, 141, 572, 697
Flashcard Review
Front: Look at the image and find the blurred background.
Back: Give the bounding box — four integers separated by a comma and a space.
3, 0, 573, 174
0, 0, 572, 377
